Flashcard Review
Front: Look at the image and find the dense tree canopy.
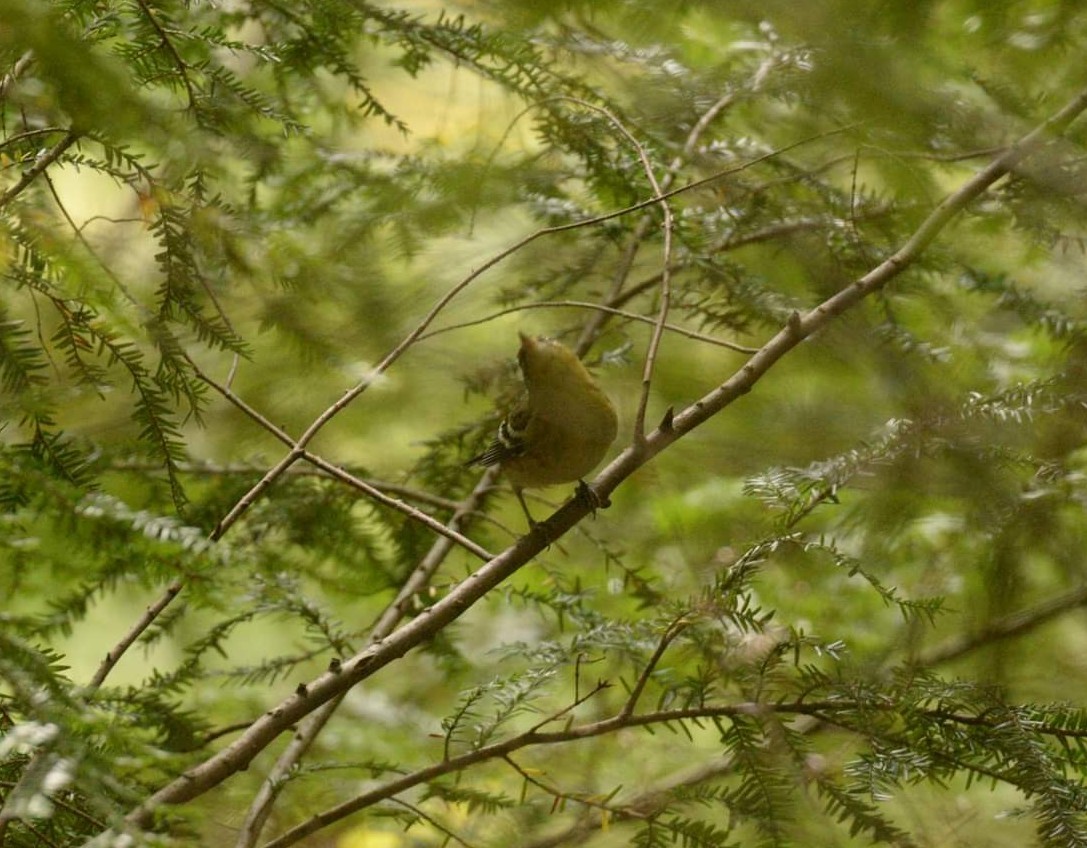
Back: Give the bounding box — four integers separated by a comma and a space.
3, 1, 1087, 846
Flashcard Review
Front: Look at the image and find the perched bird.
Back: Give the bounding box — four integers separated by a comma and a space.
467, 332, 619, 528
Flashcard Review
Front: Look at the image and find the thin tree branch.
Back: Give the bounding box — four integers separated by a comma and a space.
185, 354, 490, 559
133, 0, 198, 111
916, 583, 1087, 667
0, 130, 79, 211
503, 754, 629, 818
0, 126, 71, 152
299, 451, 493, 561
620, 617, 688, 718
387, 797, 477, 848
88, 582, 184, 690
0, 50, 34, 101
110, 460, 465, 511
419, 301, 759, 353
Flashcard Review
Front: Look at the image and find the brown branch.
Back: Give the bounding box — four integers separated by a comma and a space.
419, 300, 759, 353
617, 112, 674, 440
916, 583, 1087, 667
133, 0, 198, 111
89, 581, 184, 690
0, 130, 79, 211
0, 50, 34, 101
183, 354, 490, 559
620, 616, 688, 718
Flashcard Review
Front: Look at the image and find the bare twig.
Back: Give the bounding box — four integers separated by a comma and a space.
300, 451, 492, 561
184, 354, 490, 559
89, 581, 184, 689
916, 583, 1087, 667
620, 617, 688, 718
0, 126, 71, 152
419, 301, 759, 353
0, 50, 34, 101
111, 460, 465, 511
0, 130, 79, 211
527, 680, 613, 735
387, 797, 477, 848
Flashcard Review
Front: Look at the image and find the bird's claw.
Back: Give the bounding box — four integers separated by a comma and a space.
575, 480, 609, 516
526, 516, 556, 546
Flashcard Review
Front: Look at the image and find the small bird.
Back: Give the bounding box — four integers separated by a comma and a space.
467, 332, 619, 529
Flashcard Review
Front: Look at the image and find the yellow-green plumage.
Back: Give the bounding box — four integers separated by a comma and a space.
468, 333, 618, 522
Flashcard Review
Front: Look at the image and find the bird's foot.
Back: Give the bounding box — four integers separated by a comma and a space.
525, 516, 557, 546
575, 480, 610, 517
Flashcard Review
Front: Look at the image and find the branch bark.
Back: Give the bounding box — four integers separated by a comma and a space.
0, 129, 78, 211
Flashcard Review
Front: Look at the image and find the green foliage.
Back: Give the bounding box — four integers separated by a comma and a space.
3, 1, 1087, 846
